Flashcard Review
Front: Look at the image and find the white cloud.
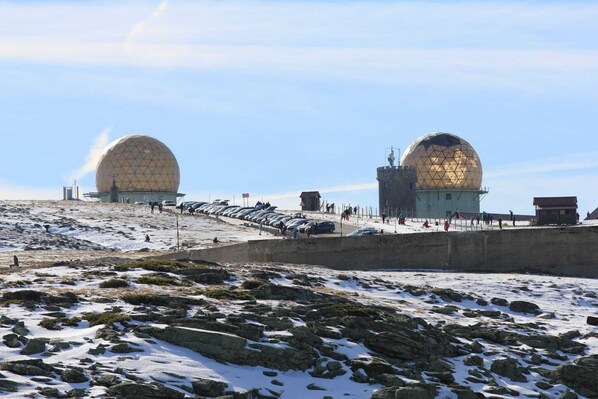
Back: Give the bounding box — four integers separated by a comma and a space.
483, 152, 598, 214
0, 2, 596, 91
486, 152, 598, 178
125, 0, 169, 55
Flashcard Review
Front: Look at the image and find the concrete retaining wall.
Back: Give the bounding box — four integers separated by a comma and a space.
160, 226, 598, 278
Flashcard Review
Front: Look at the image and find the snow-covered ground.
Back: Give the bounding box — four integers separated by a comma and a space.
0, 200, 273, 266
0, 200, 596, 398
304, 208, 598, 234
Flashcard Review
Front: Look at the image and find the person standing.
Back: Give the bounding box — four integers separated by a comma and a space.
278, 221, 285, 235
443, 219, 450, 231
382, 213, 386, 224
498, 218, 503, 230
150, 202, 155, 214
158, 203, 163, 213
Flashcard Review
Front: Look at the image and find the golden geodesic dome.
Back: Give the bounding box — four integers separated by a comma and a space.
95, 135, 180, 193
400, 132, 482, 190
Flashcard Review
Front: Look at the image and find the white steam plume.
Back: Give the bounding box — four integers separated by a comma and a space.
72, 127, 111, 180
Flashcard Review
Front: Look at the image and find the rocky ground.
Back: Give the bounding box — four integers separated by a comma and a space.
0, 201, 597, 398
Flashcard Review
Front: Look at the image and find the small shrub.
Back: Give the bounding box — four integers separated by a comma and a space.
39, 316, 81, 330
115, 259, 201, 273
121, 293, 170, 306
204, 288, 254, 301
99, 279, 129, 289
62, 317, 81, 327
137, 275, 191, 286
39, 318, 61, 330
83, 312, 130, 327
241, 280, 265, 290
320, 304, 382, 318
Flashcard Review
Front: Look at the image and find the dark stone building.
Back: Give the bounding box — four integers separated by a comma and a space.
533, 196, 578, 225
585, 207, 598, 220
376, 165, 417, 217
300, 191, 321, 211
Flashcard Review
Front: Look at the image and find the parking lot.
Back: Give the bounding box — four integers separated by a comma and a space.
178, 200, 363, 238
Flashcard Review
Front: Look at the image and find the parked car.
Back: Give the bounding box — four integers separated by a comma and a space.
297, 220, 316, 233
286, 218, 310, 232
196, 203, 211, 212
214, 205, 238, 215
221, 206, 242, 216
274, 216, 293, 226
268, 214, 289, 226
213, 205, 236, 215
256, 212, 278, 224
236, 209, 257, 219
249, 211, 271, 222
190, 202, 207, 210
347, 227, 382, 236
314, 221, 335, 234
161, 200, 176, 207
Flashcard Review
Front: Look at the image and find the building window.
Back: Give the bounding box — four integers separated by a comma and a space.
383, 182, 389, 189
385, 200, 389, 206
409, 182, 413, 190
446, 211, 452, 217
445, 193, 452, 200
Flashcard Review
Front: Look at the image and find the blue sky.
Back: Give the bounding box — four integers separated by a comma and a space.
1, 1, 597, 215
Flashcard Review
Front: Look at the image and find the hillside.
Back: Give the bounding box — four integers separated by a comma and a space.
0, 201, 596, 398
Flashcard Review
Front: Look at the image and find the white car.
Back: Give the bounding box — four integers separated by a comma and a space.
347, 227, 382, 237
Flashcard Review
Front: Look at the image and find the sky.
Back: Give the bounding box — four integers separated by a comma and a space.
0, 0, 597, 215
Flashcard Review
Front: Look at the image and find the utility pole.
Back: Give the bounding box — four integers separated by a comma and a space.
176, 214, 180, 251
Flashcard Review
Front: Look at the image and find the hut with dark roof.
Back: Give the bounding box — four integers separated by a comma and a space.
533, 196, 578, 225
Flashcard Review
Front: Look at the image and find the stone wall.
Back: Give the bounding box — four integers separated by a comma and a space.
377, 166, 417, 217
161, 226, 598, 278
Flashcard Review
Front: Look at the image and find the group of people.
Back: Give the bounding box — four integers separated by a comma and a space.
381, 211, 404, 225
255, 201, 271, 209
438, 210, 518, 231
149, 201, 163, 214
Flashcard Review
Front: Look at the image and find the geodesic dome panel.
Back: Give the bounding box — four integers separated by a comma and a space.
95, 135, 180, 193
400, 132, 482, 190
